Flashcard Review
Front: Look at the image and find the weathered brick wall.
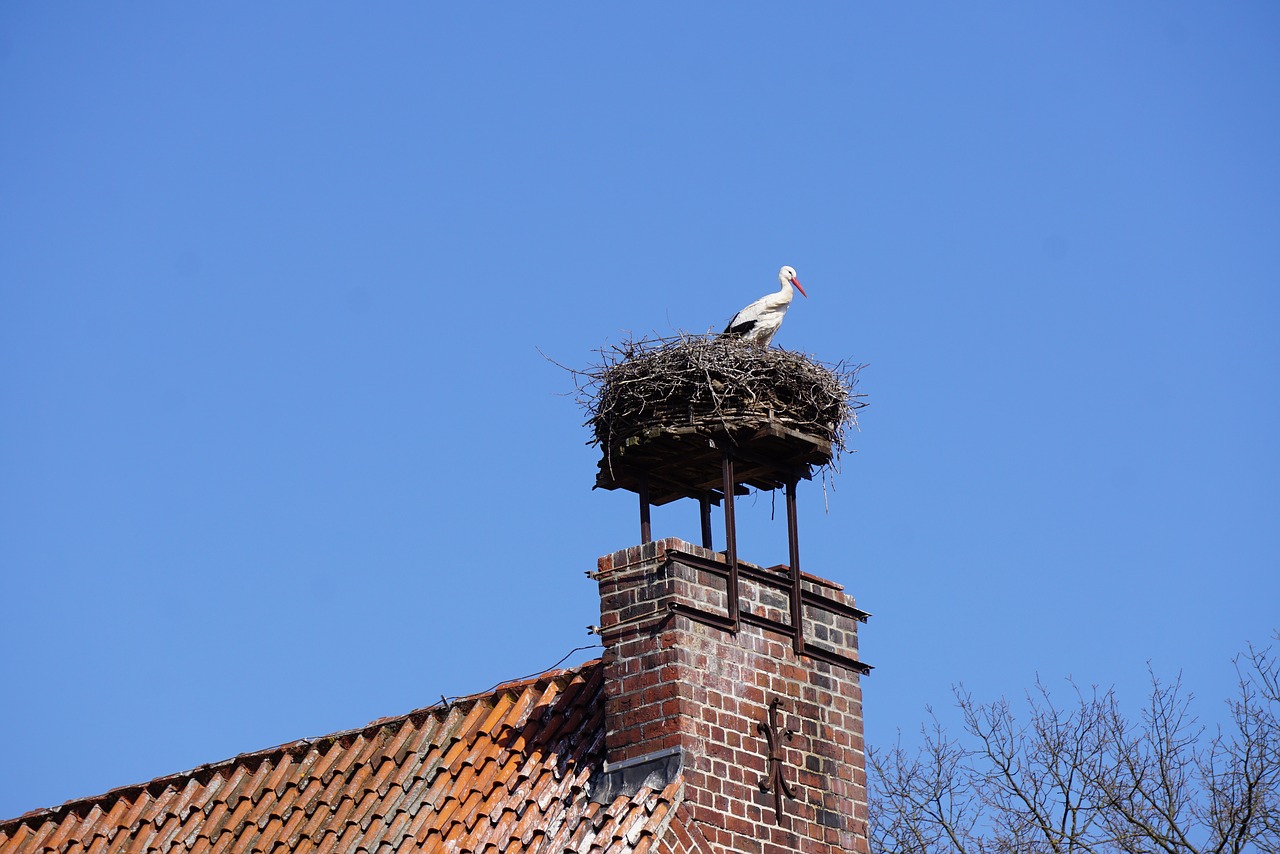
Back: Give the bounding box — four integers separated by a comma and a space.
596, 538, 869, 854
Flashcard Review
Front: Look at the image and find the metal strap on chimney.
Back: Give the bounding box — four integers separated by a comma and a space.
666, 548, 871, 622
663, 548, 872, 675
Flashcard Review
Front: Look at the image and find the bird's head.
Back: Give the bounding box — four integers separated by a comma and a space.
779, 265, 807, 297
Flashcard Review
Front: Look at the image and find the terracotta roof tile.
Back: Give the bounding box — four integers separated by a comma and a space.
0, 660, 685, 854
331, 821, 362, 853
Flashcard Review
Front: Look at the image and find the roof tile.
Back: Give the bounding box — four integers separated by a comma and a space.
350, 789, 383, 833
331, 821, 362, 853
306, 742, 347, 789
210, 765, 253, 812
19, 820, 54, 852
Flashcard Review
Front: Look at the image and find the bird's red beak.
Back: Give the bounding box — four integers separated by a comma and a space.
791, 276, 807, 297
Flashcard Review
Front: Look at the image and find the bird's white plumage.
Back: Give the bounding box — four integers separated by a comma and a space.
722, 265, 807, 346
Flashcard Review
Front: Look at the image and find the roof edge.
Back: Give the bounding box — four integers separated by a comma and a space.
1, 658, 603, 834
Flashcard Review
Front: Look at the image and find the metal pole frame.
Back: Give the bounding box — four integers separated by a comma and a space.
699, 494, 713, 550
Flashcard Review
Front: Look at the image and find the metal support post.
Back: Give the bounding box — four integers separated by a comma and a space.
699, 494, 713, 550
721, 448, 740, 631
638, 472, 652, 544
785, 477, 805, 657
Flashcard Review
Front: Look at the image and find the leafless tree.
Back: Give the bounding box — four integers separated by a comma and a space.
869, 637, 1280, 854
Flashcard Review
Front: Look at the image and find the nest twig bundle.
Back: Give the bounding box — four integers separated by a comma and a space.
566, 334, 866, 468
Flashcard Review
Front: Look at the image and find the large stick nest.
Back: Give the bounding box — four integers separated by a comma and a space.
568, 334, 866, 465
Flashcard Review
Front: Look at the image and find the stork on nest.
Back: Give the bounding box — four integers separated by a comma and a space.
561, 334, 866, 484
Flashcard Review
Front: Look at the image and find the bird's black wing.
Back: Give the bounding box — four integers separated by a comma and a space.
722, 315, 756, 337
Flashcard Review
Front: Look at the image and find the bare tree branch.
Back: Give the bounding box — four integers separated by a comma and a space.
869, 635, 1280, 854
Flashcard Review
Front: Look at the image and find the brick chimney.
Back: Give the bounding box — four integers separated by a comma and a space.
591, 537, 870, 854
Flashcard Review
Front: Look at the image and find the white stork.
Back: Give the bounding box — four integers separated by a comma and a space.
722, 265, 807, 346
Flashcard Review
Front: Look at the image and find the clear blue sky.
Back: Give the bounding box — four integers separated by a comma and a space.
2, 3, 1277, 820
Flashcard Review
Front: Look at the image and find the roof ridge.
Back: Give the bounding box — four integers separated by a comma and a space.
0, 659, 603, 834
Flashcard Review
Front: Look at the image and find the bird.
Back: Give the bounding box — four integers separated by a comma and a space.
721, 265, 808, 346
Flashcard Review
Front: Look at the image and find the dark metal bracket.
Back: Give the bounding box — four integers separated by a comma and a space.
758, 697, 796, 825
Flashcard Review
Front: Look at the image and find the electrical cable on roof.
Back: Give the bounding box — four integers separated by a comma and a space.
439, 643, 604, 708
527, 643, 604, 679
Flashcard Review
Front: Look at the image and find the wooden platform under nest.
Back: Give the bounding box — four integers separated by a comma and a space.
595, 420, 833, 506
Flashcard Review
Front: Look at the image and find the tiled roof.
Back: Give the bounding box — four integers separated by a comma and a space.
0, 660, 687, 854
